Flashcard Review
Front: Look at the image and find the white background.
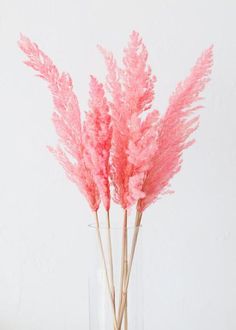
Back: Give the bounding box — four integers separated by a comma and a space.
0, 0, 236, 329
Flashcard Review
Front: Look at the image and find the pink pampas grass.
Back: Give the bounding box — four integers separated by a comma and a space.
18, 31, 213, 212
137, 45, 213, 211
18, 34, 100, 211
83, 75, 112, 211
99, 31, 157, 209
19, 31, 213, 329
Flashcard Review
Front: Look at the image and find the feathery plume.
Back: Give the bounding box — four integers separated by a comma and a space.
100, 31, 157, 209
122, 31, 156, 115
138, 46, 214, 211
127, 110, 160, 206
48, 146, 100, 211
98, 45, 126, 206
18, 35, 100, 211
83, 75, 111, 211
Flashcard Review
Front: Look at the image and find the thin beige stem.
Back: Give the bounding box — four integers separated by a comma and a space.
94, 211, 118, 330
117, 210, 143, 329
118, 209, 128, 324
124, 224, 128, 330
106, 210, 116, 312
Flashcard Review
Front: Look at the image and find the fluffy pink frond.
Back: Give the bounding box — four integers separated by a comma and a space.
128, 110, 160, 170
83, 75, 111, 211
19, 35, 100, 211
122, 31, 156, 115
127, 173, 145, 206
99, 45, 128, 208
138, 46, 214, 211
125, 110, 160, 206
100, 31, 158, 209
97, 45, 123, 112
18, 35, 82, 143
48, 146, 100, 211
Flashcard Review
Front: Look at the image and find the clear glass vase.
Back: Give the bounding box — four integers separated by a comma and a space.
88, 213, 143, 330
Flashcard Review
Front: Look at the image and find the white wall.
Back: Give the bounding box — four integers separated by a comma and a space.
0, 0, 235, 329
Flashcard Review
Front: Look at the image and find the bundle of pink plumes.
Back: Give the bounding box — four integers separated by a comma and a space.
19, 31, 213, 329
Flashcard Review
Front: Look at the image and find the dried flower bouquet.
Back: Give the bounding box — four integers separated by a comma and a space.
19, 31, 213, 329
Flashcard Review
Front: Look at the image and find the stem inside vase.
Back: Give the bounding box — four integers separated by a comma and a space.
88, 211, 143, 330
